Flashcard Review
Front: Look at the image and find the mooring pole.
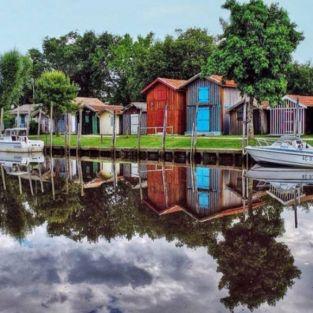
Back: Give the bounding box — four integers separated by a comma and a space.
162, 105, 168, 156
137, 109, 143, 158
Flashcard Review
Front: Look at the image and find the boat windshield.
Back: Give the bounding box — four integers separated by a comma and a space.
273, 135, 310, 149
4, 129, 27, 137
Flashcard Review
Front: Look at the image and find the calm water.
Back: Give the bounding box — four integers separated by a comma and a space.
0, 154, 312, 313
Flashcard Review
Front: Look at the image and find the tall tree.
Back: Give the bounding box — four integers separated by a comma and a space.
38, 31, 118, 99
109, 33, 154, 104
35, 70, 78, 136
204, 0, 303, 138
287, 62, 313, 95
0, 50, 32, 131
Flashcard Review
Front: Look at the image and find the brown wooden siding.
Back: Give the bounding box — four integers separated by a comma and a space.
122, 107, 147, 135
146, 82, 186, 134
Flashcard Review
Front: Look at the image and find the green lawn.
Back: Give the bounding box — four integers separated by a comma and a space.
30, 134, 313, 150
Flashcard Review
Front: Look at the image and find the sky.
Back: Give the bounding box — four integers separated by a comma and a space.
0, 0, 312, 63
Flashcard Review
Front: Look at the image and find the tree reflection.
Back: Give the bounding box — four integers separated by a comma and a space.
210, 205, 301, 311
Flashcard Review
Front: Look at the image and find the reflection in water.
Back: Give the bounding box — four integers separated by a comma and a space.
0, 155, 312, 312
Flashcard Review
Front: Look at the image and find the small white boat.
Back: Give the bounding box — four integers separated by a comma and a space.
246, 164, 313, 183
246, 135, 313, 168
0, 128, 44, 153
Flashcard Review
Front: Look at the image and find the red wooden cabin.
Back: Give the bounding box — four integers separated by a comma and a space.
141, 78, 187, 134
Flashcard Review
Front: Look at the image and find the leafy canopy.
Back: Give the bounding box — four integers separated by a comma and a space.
287, 62, 313, 95
204, 0, 304, 104
35, 70, 79, 117
0, 50, 32, 110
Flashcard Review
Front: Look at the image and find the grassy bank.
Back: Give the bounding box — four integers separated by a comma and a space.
31, 134, 257, 150
31, 134, 313, 150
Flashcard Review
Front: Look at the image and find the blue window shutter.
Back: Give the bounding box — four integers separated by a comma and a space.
198, 87, 210, 103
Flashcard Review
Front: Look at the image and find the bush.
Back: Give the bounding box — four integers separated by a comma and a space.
29, 120, 38, 135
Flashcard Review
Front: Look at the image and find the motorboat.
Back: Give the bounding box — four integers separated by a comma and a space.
0, 128, 44, 152
246, 164, 313, 183
246, 135, 313, 167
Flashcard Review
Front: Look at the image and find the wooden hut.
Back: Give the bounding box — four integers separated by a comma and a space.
122, 102, 147, 135
269, 95, 313, 135
181, 74, 242, 135
141, 78, 187, 134
76, 97, 123, 135
228, 98, 269, 135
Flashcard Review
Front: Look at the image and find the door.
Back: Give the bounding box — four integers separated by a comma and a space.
197, 107, 210, 133
131, 114, 139, 134
196, 167, 211, 210
92, 115, 99, 134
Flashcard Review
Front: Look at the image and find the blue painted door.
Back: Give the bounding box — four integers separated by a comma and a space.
197, 107, 210, 133
196, 167, 211, 210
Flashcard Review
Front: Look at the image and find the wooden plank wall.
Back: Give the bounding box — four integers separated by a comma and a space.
122, 107, 147, 135
186, 167, 221, 218
270, 99, 305, 135
186, 78, 221, 134
146, 82, 186, 134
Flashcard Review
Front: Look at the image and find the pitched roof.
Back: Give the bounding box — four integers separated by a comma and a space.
180, 73, 238, 89
228, 97, 269, 112
123, 102, 147, 112
285, 95, 313, 108
141, 77, 187, 94
75, 97, 123, 114
11, 104, 35, 115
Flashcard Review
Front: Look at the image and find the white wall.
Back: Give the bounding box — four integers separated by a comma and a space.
100, 112, 120, 135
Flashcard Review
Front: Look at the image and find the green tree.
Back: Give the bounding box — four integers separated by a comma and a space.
0, 50, 32, 130
210, 206, 301, 311
204, 0, 303, 138
38, 31, 118, 98
287, 62, 313, 95
35, 70, 78, 137
109, 33, 154, 104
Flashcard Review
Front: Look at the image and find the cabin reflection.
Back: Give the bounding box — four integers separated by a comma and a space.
144, 164, 186, 215
143, 164, 264, 222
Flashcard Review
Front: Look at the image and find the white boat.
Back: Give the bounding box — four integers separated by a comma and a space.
246, 135, 313, 168
0, 128, 44, 153
246, 164, 313, 183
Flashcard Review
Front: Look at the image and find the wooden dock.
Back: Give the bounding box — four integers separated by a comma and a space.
45, 146, 244, 167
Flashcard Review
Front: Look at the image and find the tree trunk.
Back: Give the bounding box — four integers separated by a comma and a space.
260, 109, 267, 134
247, 98, 255, 139
0, 108, 4, 133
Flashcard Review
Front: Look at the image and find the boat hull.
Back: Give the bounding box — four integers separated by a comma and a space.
246, 165, 313, 182
246, 146, 313, 168
0, 140, 44, 153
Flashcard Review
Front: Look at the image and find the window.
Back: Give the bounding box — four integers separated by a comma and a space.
198, 87, 210, 103
237, 107, 243, 121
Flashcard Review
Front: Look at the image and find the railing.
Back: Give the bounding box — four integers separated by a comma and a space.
255, 138, 276, 147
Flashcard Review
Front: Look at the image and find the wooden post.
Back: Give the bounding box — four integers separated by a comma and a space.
77, 108, 83, 150
26, 105, 31, 136
162, 105, 168, 153
39, 164, 44, 193
190, 104, 199, 161
112, 110, 116, 150
37, 108, 42, 139
242, 99, 248, 152
50, 102, 54, 153
0, 165, 6, 191
0, 108, 4, 133
50, 156, 55, 201
28, 165, 34, 196
137, 109, 143, 156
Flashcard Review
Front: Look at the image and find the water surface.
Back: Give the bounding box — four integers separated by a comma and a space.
0, 154, 312, 313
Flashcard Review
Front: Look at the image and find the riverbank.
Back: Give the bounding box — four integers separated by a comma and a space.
32, 134, 254, 150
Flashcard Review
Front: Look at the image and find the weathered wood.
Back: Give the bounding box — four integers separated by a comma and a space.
162, 105, 168, 152
0, 108, 4, 133
50, 102, 54, 151
37, 108, 42, 139
137, 109, 143, 154
112, 110, 116, 149
77, 108, 83, 149
145, 82, 186, 134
